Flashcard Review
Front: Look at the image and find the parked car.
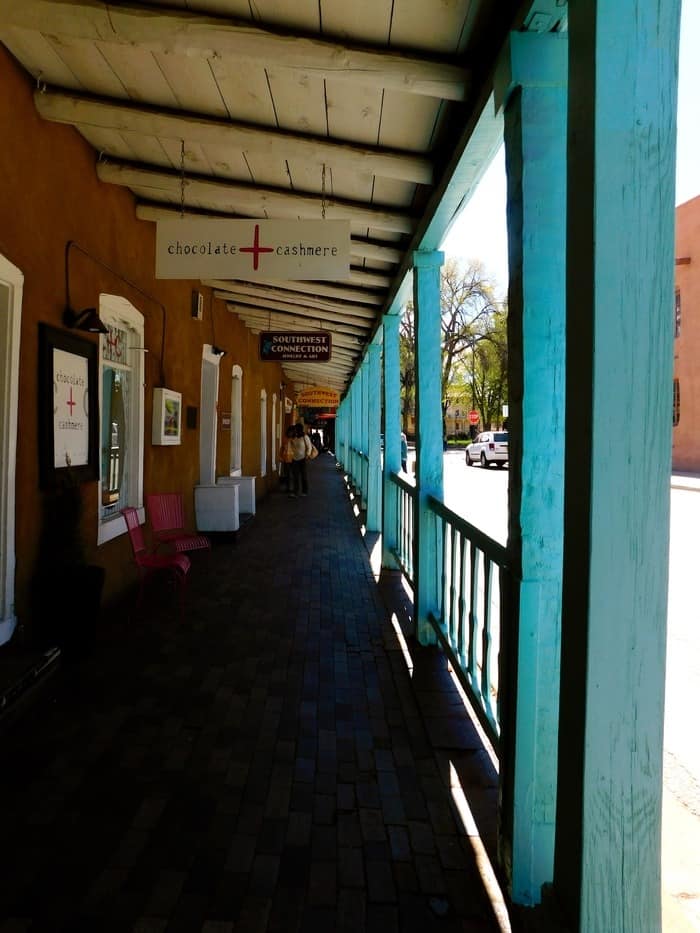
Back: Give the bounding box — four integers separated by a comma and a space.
466, 431, 509, 468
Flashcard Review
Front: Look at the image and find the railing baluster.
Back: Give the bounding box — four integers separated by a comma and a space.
468, 541, 479, 688
458, 534, 467, 667
481, 557, 495, 727
449, 524, 459, 643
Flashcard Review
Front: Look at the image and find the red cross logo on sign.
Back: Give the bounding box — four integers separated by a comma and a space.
240, 224, 274, 271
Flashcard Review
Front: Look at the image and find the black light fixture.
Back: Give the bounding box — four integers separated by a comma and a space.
211, 345, 227, 357
63, 305, 109, 334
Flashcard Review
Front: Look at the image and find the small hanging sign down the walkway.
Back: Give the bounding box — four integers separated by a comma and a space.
155, 219, 350, 280
296, 386, 340, 408
260, 332, 331, 362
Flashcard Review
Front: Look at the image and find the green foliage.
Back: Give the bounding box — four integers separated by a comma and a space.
399, 258, 508, 434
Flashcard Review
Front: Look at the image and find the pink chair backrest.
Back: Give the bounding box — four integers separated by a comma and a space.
121, 507, 147, 556
147, 493, 185, 534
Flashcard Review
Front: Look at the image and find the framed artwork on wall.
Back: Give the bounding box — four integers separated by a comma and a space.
39, 323, 99, 487
152, 387, 182, 445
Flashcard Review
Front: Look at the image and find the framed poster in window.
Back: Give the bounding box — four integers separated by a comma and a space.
152, 387, 182, 445
39, 324, 99, 487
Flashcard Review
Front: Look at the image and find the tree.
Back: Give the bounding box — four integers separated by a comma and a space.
469, 305, 508, 430
399, 258, 505, 437
399, 309, 415, 434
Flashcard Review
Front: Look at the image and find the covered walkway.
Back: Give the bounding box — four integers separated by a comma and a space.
0, 454, 508, 932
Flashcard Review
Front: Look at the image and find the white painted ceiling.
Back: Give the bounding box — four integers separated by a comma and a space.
0, 0, 567, 393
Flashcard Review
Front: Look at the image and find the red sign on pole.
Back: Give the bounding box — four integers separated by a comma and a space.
468, 410, 479, 425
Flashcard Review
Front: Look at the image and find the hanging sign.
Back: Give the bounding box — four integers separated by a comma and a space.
259, 332, 331, 362
296, 386, 340, 408
155, 219, 350, 280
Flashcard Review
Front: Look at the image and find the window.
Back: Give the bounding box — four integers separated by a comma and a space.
673, 378, 680, 427
230, 365, 242, 475
271, 393, 277, 472
98, 296, 144, 544
0, 255, 23, 645
675, 289, 681, 339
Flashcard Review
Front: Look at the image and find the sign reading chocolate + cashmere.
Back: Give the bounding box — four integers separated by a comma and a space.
259, 332, 331, 362
155, 219, 350, 280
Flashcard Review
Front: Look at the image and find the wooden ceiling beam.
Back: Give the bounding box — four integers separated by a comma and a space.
227, 307, 368, 346
36, 89, 434, 185
5, 0, 468, 100
206, 278, 382, 312
283, 365, 349, 381
97, 160, 415, 234
224, 300, 371, 347
212, 282, 375, 324
137, 203, 403, 264
219, 277, 384, 307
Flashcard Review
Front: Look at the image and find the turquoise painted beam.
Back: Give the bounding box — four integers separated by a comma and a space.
495, 30, 568, 907
382, 312, 401, 568
366, 344, 382, 532
413, 250, 444, 645
555, 2, 681, 930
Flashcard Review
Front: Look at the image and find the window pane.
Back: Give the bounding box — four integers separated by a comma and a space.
101, 366, 130, 518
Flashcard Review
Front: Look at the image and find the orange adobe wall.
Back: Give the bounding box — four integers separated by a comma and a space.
0, 45, 285, 631
673, 195, 700, 472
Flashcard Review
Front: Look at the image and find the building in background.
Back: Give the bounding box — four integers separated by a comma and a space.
674, 195, 700, 471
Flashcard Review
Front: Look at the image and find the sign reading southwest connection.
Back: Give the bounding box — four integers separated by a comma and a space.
155, 219, 350, 280
259, 332, 331, 362
296, 386, 340, 408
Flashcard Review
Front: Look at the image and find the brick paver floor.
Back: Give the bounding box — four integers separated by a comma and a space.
0, 454, 508, 932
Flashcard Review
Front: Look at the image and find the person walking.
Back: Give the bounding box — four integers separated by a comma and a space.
287, 423, 312, 498
401, 432, 408, 473
279, 425, 295, 490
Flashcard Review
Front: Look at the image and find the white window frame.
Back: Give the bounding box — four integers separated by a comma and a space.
271, 392, 278, 472
200, 345, 222, 486
260, 389, 268, 477
0, 255, 23, 645
230, 364, 243, 476
97, 295, 145, 545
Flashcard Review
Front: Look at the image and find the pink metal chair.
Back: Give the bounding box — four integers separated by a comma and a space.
121, 507, 190, 613
146, 493, 211, 554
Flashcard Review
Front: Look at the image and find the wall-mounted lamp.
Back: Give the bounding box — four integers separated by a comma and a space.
63, 305, 108, 334
211, 345, 227, 357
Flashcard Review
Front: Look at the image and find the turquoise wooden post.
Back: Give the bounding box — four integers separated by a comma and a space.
336, 400, 346, 467
382, 312, 401, 568
494, 31, 567, 907
351, 376, 360, 489
366, 342, 382, 532
413, 250, 444, 646
359, 358, 368, 508
555, 3, 681, 930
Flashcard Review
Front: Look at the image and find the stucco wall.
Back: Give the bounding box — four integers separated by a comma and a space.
673, 195, 700, 472
0, 46, 285, 627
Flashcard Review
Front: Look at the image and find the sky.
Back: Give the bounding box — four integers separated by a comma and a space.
442, 1, 700, 298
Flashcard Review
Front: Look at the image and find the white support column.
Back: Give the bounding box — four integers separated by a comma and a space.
413, 250, 444, 645
555, 3, 681, 930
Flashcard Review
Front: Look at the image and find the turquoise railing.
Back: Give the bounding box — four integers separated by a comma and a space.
426, 495, 511, 753
388, 471, 415, 584
364, 462, 511, 754
348, 445, 369, 509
